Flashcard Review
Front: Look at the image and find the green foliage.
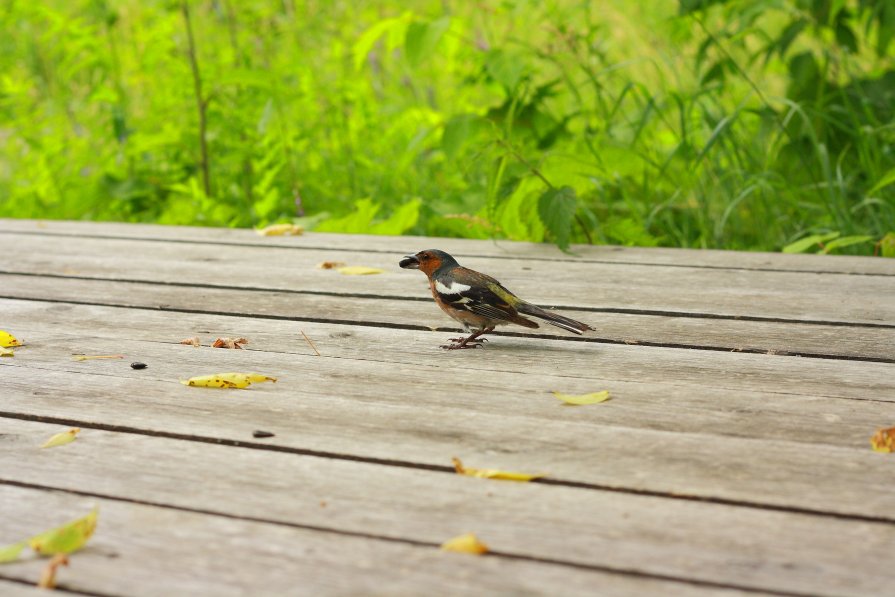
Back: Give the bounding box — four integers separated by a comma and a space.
0, 0, 893, 256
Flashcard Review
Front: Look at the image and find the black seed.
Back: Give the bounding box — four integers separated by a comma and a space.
130, 362, 147, 370
253, 430, 275, 438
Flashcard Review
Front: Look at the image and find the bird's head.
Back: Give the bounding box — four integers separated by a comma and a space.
399, 249, 458, 276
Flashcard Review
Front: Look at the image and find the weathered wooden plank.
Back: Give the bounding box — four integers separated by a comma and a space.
3, 419, 893, 596
3, 276, 892, 361
5, 298, 893, 403
3, 217, 893, 275
0, 580, 47, 596
0, 485, 721, 597
2, 330, 894, 519
3, 234, 894, 324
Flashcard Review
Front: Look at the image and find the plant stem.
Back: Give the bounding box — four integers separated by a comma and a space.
181, 1, 211, 198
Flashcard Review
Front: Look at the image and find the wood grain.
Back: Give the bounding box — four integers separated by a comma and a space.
2, 233, 894, 324
2, 419, 892, 596
2, 324, 894, 520
1, 485, 731, 597
3, 217, 893, 275
3, 275, 893, 361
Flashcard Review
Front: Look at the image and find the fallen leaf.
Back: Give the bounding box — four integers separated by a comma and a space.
181, 372, 277, 389
212, 337, 249, 349
41, 428, 81, 449
336, 266, 385, 275
0, 330, 22, 347
0, 541, 25, 563
180, 337, 201, 347
452, 457, 544, 482
440, 533, 488, 555
71, 355, 124, 362
871, 427, 895, 453
552, 390, 611, 406
317, 261, 347, 269
255, 223, 303, 236
0, 347, 13, 357
38, 554, 69, 589
28, 508, 98, 556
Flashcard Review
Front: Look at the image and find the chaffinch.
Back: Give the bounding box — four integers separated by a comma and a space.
399, 249, 594, 349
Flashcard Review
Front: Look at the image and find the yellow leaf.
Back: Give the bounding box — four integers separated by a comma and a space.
0, 330, 22, 348
552, 390, 611, 406
72, 355, 124, 361
255, 223, 303, 236
871, 427, 895, 453
336, 266, 385, 275
441, 533, 488, 555
38, 554, 69, 588
181, 372, 277, 389
28, 508, 98, 556
0, 347, 13, 357
40, 428, 81, 449
0, 541, 25, 563
452, 457, 544, 482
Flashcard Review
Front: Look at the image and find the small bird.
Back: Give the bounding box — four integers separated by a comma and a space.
399, 249, 594, 349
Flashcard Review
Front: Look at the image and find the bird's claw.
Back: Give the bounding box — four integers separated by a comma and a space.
441, 342, 484, 350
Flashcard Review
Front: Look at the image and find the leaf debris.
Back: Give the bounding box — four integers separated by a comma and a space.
38, 554, 69, 589
255, 223, 303, 236
71, 355, 124, 362
440, 532, 488, 555
336, 266, 385, 275
317, 261, 347, 269
180, 337, 201, 347
0, 330, 22, 347
41, 428, 81, 449
452, 457, 544, 482
552, 390, 611, 406
181, 372, 277, 389
871, 427, 895, 453
212, 337, 249, 349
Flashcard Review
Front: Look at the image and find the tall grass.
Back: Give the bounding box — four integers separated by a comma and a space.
0, 0, 892, 254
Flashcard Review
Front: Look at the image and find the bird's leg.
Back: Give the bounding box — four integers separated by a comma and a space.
442, 327, 494, 350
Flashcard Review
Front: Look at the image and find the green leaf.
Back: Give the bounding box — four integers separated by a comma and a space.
0, 542, 25, 563
782, 232, 840, 254
868, 167, 895, 195
879, 232, 895, 258
28, 508, 98, 556
821, 235, 873, 254
484, 49, 527, 91
315, 199, 379, 233
352, 12, 412, 71
538, 186, 577, 251
442, 114, 484, 159
370, 198, 421, 234
404, 17, 450, 68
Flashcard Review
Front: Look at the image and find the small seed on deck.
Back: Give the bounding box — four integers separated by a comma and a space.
130, 362, 148, 370
253, 430, 275, 439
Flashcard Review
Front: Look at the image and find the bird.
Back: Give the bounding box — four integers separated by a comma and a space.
399, 249, 594, 349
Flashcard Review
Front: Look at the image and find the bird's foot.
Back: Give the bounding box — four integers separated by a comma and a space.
441, 337, 488, 350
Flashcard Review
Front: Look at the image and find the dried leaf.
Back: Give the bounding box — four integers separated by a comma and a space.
212, 337, 249, 349
0, 347, 13, 357
317, 261, 347, 269
336, 266, 385, 275
180, 337, 201, 347
41, 428, 81, 449
71, 355, 124, 362
38, 554, 69, 589
0, 541, 25, 563
452, 457, 544, 482
552, 390, 611, 406
0, 330, 23, 348
255, 223, 303, 236
181, 372, 277, 389
440, 533, 488, 555
871, 427, 895, 453
28, 508, 98, 556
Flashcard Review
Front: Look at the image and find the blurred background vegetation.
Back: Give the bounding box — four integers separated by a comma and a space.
1, 0, 894, 255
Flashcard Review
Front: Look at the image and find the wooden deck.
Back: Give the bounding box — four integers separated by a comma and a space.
1, 218, 894, 596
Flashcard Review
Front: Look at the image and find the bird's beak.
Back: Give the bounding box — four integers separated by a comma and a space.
399, 255, 420, 269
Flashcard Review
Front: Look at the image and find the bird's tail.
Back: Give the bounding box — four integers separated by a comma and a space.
516, 303, 594, 335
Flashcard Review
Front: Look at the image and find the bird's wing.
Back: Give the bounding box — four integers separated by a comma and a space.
434, 268, 538, 328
